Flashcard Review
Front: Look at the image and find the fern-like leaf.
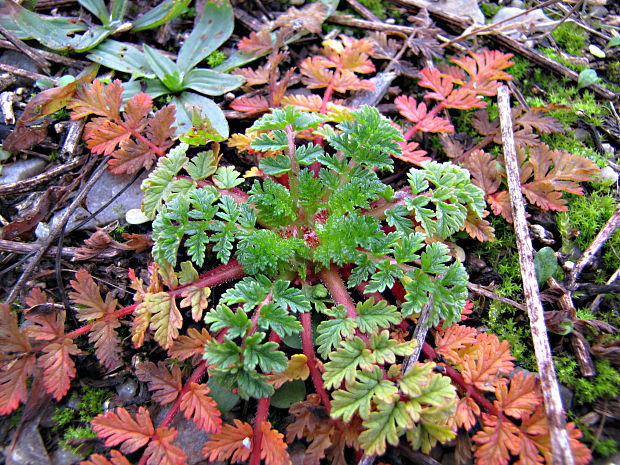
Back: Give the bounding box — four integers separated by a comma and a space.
92, 407, 155, 454
202, 419, 254, 462
180, 382, 222, 433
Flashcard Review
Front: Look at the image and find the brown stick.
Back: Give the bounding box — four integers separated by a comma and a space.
590, 266, 620, 313
0, 63, 53, 83
467, 282, 527, 311
0, 24, 51, 74
498, 85, 574, 465
0, 239, 120, 260
0, 157, 84, 195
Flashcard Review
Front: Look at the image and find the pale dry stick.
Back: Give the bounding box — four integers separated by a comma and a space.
547, 277, 596, 377
60, 119, 86, 160
0, 63, 55, 84
468, 282, 527, 311
566, 204, 620, 291
0, 239, 120, 260
498, 85, 574, 465
4, 156, 109, 305
0, 156, 84, 195
590, 266, 620, 313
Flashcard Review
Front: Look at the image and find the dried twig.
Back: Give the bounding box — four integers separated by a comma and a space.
0, 239, 120, 260
0, 157, 84, 195
0, 63, 54, 83
567, 205, 620, 290
590, 266, 620, 313
0, 24, 51, 73
498, 85, 574, 465
468, 282, 527, 311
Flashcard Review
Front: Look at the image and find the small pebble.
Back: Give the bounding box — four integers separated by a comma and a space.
116, 379, 137, 401
598, 166, 618, 184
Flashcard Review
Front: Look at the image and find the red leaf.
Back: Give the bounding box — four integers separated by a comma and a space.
452, 50, 514, 96
143, 427, 187, 465
0, 355, 36, 414
234, 66, 270, 86
145, 105, 176, 150
92, 407, 155, 454
24, 288, 52, 307
395, 96, 428, 123
394, 141, 431, 166
202, 419, 253, 462
464, 209, 496, 242
180, 383, 222, 433
85, 118, 130, 156
69, 269, 117, 321
261, 422, 291, 465
109, 137, 157, 175
487, 190, 513, 223
230, 95, 270, 113
135, 361, 183, 405
443, 87, 485, 110
24, 309, 66, 341
472, 414, 521, 465
418, 67, 454, 101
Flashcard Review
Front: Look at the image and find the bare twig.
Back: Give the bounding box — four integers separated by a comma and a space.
498, 85, 574, 465
0, 24, 51, 74
0, 157, 84, 195
4, 156, 108, 305
346, 0, 382, 22
590, 266, 620, 313
567, 205, 620, 290
0, 239, 120, 260
547, 277, 596, 377
0, 63, 54, 83
468, 282, 527, 311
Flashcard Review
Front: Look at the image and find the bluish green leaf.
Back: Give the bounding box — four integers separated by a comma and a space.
133, 0, 191, 31
182, 68, 244, 96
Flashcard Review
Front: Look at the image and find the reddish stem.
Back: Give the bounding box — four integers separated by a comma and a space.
249, 396, 271, 465
300, 312, 331, 409
318, 266, 358, 319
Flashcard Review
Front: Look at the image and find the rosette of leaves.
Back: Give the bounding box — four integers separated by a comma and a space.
87, 0, 244, 138
140, 105, 486, 459
0, 0, 189, 52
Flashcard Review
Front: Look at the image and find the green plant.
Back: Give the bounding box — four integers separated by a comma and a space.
87, 0, 245, 138
552, 22, 589, 57
1, 0, 189, 52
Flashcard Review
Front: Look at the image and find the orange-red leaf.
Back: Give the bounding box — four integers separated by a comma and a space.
135, 361, 182, 405
0, 355, 35, 414
238, 31, 273, 54
472, 414, 521, 465
464, 209, 496, 242
487, 190, 513, 223
24, 288, 52, 307
92, 407, 155, 454
180, 383, 222, 433
230, 96, 270, 114
435, 324, 478, 365
453, 396, 480, 431
234, 66, 270, 86
418, 67, 454, 101
38, 338, 81, 400
143, 426, 187, 465
394, 141, 431, 166
461, 333, 514, 391
81, 450, 132, 465
85, 118, 130, 156
261, 422, 291, 465
494, 371, 542, 419
168, 328, 212, 364
123, 92, 152, 131
69, 269, 117, 321
202, 419, 253, 462
452, 50, 514, 96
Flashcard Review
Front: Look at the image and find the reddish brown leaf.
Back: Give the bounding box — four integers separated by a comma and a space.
69, 79, 123, 121
234, 66, 270, 86
123, 92, 152, 131
135, 361, 183, 405
516, 108, 563, 134
180, 383, 222, 433
238, 31, 273, 54
452, 50, 514, 96
0, 355, 36, 415
92, 407, 155, 454
202, 419, 254, 462
38, 338, 81, 400
464, 209, 496, 242
466, 150, 501, 195
145, 105, 176, 150
69, 269, 117, 321
487, 190, 513, 223
443, 87, 486, 110
395, 141, 431, 166
85, 118, 130, 155
90, 319, 122, 370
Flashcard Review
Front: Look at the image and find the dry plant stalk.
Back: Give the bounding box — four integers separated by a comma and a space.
497, 85, 574, 465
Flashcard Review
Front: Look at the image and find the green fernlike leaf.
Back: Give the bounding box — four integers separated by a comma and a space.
249, 106, 325, 132
242, 333, 288, 373
323, 338, 374, 389
331, 367, 398, 422
316, 305, 356, 358
213, 166, 244, 189
258, 303, 302, 337
204, 305, 251, 339
359, 397, 413, 456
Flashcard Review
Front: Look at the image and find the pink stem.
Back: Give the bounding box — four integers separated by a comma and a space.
300, 312, 331, 409
249, 396, 271, 465
318, 266, 358, 319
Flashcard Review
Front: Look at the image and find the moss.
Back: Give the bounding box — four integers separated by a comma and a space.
557, 357, 620, 404
77, 386, 109, 421
480, 2, 502, 21
356, 0, 387, 19
207, 50, 226, 68
507, 55, 530, 81
540, 47, 587, 72
552, 22, 589, 56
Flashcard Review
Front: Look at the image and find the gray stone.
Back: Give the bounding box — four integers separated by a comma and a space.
116, 379, 138, 402
0, 157, 48, 184
491, 7, 558, 38
599, 166, 618, 184
41, 169, 149, 237
410, 0, 484, 24
0, 50, 42, 87
6, 421, 51, 465
50, 447, 81, 465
